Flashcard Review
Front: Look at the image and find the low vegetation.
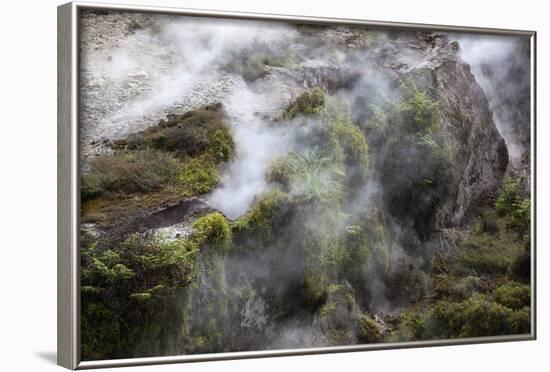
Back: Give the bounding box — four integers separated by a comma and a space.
81, 105, 233, 224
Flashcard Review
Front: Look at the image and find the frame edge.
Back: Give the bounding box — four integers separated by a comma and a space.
58, 2, 78, 370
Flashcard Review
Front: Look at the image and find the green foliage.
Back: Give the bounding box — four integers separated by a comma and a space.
81, 154, 223, 224
386, 267, 428, 304
400, 80, 441, 134
495, 282, 530, 310
81, 231, 202, 360
81, 302, 122, 360
495, 177, 530, 237
401, 310, 426, 340
450, 275, 483, 301
81, 150, 180, 200
319, 301, 337, 316
459, 295, 516, 337
405, 294, 531, 340
473, 210, 500, 235
81, 106, 232, 222
234, 190, 290, 246
402, 175, 533, 342
82, 212, 234, 359
192, 212, 233, 253
303, 271, 328, 309
358, 314, 382, 343
339, 225, 372, 287
329, 121, 369, 170
422, 301, 463, 338
285, 87, 326, 120
366, 80, 450, 239
455, 218, 525, 277
369, 80, 441, 135
126, 105, 234, 162
176, 156, 220, 196
269, 149, 345, 205
129, 292, 153, 302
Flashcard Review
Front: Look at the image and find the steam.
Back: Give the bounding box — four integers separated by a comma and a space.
82, 13, 307, 219
452, 34, 531, 158
207, 87, 296, 218
80, 14, 296, 150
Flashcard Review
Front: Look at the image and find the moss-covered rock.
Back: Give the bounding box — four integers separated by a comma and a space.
234, 190, 292, 246
192, 212, 233, 253
126, 104, 234, 162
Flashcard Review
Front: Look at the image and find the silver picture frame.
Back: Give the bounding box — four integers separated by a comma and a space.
57, 1, 537, 369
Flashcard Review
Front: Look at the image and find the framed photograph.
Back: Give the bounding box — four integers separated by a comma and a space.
57, 1, 536, 369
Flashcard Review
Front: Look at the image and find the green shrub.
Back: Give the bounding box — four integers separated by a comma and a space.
455, 231, 519, 277
495, 282, 530, 310
340, 225, 372, 287
473, 210, 500, 235
126, 105, 234, 162
81, 150, 180, 200
386, 267, 428, 304
423, 301, 463, 339
508, 306, 531, 334
319, 301, 337, 316
192, 212, 233, 253
81, 302, 122, 360
401, 310, 426, 340
459, 295, 513, 337
266, 156, 296, 188
303, 271, 328, 309
285, 87, 325, 120
234, 190, 289, 245
329, 121, 369, 170
495, 177, 530, 237
451, 275, 483, 300
275, 149, 344, 205
176, 156, 220, 196
81, 230, 205, 360
358, 314, 382, 343
129, 292, 153, 302
405, 294, 531, 340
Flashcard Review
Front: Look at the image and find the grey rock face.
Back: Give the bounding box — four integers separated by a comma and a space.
365, 31, 509, 226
